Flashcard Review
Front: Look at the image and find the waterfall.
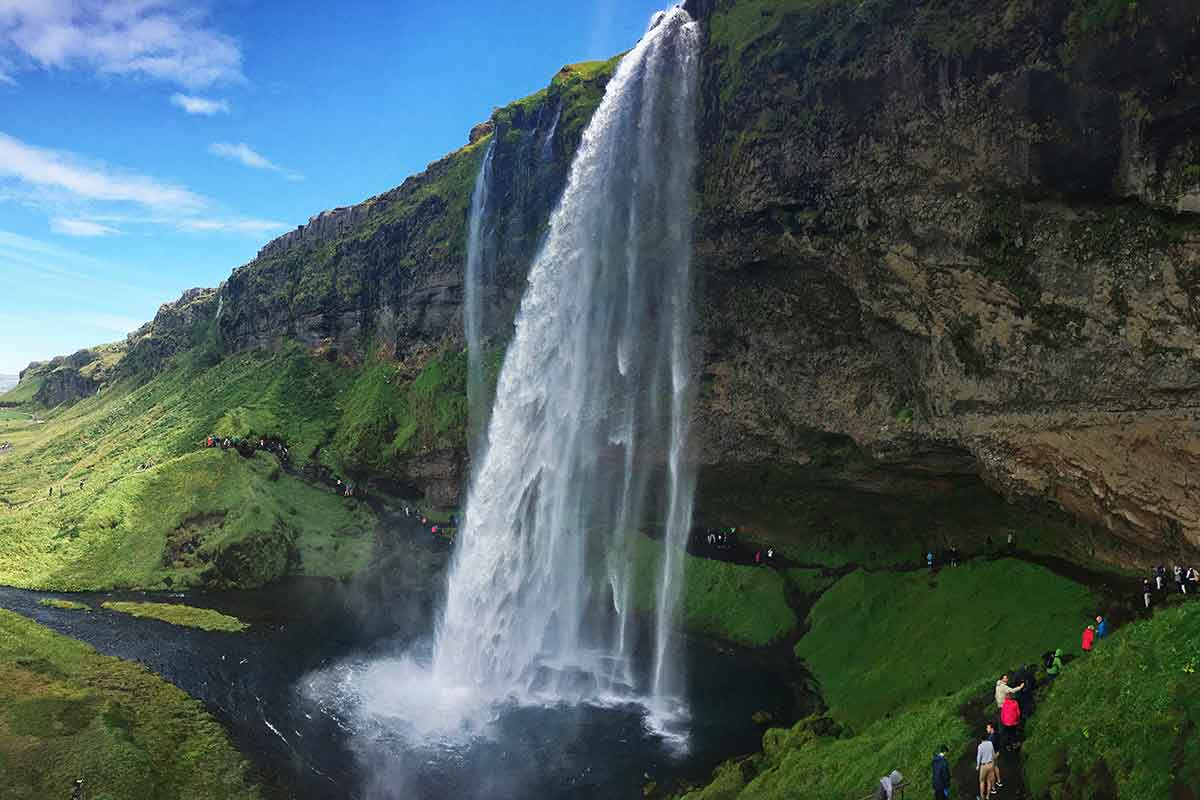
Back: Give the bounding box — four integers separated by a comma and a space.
464, 139, 495, 458
433, 6, 700, 714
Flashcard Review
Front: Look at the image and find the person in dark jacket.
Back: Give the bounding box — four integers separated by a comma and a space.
1095, 615, 1108, 638
931, 746, 951, 798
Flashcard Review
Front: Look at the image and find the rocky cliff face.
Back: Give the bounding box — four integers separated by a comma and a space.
686, 0, 1200, 560
23, 1, 1200, 561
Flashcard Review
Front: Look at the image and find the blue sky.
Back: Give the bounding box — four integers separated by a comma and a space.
0, 0, 668, 374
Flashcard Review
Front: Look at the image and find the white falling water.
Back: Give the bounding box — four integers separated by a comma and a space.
464, 138, 496, 457
434, 6, 700, 716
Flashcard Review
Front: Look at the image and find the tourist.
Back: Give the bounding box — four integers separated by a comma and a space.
931, 745, 951, 799
1045, 648, 1063, 682
874, 769, 903, 800
950, 544, 960, 566
1143, 579, 1153, 610
1000, 696, 1021, 749
976, 730, 997, 798
927, 551, 935, 570
1155, 565, 1165, 591
766, 547, 775, 563
1081, 624, 1095, 652
1095, 615, 1108, 639
1189, 567, 1199, 593
1007, 532, 1014, 553
994, 674, 1023, 709
754, 550, 762, 565
1174, 564, 1184, 591
986, 722, 1005, 789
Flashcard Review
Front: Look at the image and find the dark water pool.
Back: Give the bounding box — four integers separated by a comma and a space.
0, 521, 804, 799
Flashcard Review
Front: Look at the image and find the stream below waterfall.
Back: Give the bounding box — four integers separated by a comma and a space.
0, 506, 809, 799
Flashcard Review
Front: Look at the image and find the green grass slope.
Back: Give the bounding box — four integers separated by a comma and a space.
0, 609, 260, 799
1024, 601, 1200, 799
628, 533, 797, 647
680, 684, 977, 800
0, 347, 396, 591
796, 559, 1096, 730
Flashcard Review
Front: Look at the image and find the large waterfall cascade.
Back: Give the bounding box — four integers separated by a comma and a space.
437, 6, 701, 717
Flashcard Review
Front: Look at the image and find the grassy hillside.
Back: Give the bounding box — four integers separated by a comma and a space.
1024, 601, 1200, 799
0, 346, 401, 591
628, 533, 797, 647
0, 609, 260, 799
796, 560, 1097, 730
681, 558, 1099, 799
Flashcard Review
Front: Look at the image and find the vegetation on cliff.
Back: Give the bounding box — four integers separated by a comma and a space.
629, 533, 797, 647
0, 609, 260, 799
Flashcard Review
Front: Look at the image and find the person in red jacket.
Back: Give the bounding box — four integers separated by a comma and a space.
1000, 696, 1022, 750
1082, 624, 1095, 652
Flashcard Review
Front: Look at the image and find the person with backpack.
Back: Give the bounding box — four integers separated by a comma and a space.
1045, 648, 1064, 681
1082, 625, 1095, 652
931, 746, 951, 799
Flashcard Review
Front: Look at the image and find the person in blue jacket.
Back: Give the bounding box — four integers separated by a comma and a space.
931, 745, 951, 798
1095, 614, 1108, 639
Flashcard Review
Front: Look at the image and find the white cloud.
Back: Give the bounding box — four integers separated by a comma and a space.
0, 131, 203, 210
169, 92, 228, 115
51, 217, 120, 236
0, 0, 243, 89
178, 217, 287, 235
208, 141, 303, 181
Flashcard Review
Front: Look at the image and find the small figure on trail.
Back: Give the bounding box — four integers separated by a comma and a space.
72, 778, 84, 800
1174, 564, 1184, 591
931, 745, 951, 799
336, 479, 343, 493
1045, 648, 1063, 681
755, 550, 762, 565
1095, 615, 1108, 639
1188, 567, 1199, 593
1143, 579, 1153, 610
976, 730, 998, 798
985, 535, 994, 554
421, 516, 428, 526
874, 769, 903, 800
79, 479, 84, 491
927, 551, 935, 570
950, 544, 960, 566
766, 547, 775, 563
1082, 624, 1095, 652
1155, 565, 1165, 591
1000, 696, 1021, 748
48, 486, 53, 497
986, 722, 1005, 789
1007, 531, 1014, 553
995, 674, 1023, 709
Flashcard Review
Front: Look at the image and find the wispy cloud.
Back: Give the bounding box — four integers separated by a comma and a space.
51, 217, 120, 236
170, 92, 229, 115
178, 217, 287, 235
208, 141, 303, 181
0, 131, 202, 210
0, 1, 243, 89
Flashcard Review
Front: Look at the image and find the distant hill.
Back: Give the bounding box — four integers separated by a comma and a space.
0, 374, 17, 394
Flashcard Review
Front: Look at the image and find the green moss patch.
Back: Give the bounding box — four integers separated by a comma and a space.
1024, 602, 1200, 799
38, 599, 90, 612
796, 559, 1095, 730
629, 533, 796, 647
0, 608, 259, 799
101, 602, 247, 633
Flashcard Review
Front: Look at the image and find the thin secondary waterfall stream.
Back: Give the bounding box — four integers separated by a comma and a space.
464, 138, 496, 457
438, 6, 700, 717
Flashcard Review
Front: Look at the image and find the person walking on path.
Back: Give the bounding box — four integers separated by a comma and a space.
1000, 697, 1021, 749
1143, 579, 1153, 610
977, 731, 998, 798
1095, 615, 1108, 639
932, 745, 951, 799
1045, 648, 1064, 681
1156, 565, 1165, 591
995, 674, 1024, 709
1082, 625, 1095, 652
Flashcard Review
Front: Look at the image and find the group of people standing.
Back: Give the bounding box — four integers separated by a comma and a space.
204, 433, 290, 464
1142, 564, 1199, 608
